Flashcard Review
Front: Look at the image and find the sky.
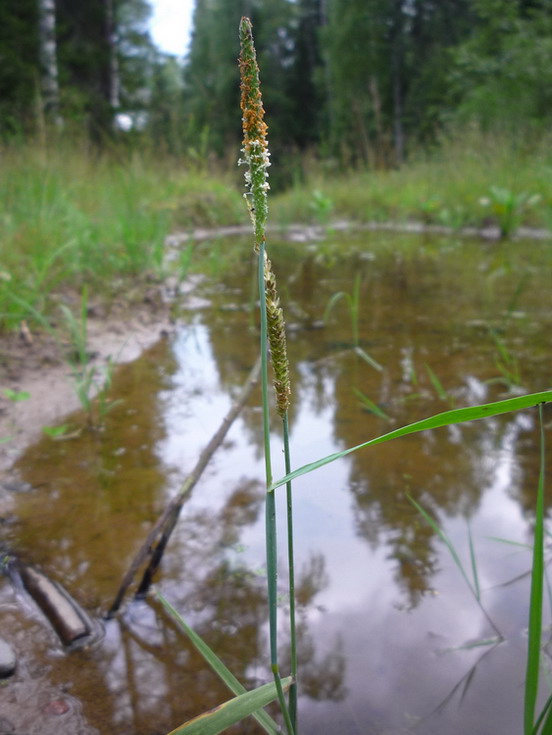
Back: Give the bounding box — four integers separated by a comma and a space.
149, 0, 195, 57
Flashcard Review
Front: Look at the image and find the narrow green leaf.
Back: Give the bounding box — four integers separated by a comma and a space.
157, 593, 281, 735
532, 691, 552, 735
525, 405, 546, 735
353, 388, 390, 420
3, 388, 30, 402
167, 677, 292, 735
354, 346, 383, 372
323, 291, 348, 324
408, 495, 475, 598
467, 521, 480, 603
425, 363, 449, 402
443, 636, 502, 652
270, 391, 552, 490
487, 536, 532, 550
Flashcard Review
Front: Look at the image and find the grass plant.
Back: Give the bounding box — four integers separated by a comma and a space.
0, 143, 246, 331
479, 186, 541, 239
353, 388, 391, 421
407, 496, 501, 640
151, 19, 552, 735
323, 273, 383, 371
6, 290, 121, 428
487, 327, 523, 391
270, 128, 552, 235
424, 363, 455, 406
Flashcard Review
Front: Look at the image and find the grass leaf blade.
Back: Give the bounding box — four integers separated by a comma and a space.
353, 388, 390, 420
271, 391, 552, 490
354, 346, 383, 372
157, 592, 282, 735
468, 521, 480, 603
525, 404, 546, 735
323, 291, 347, 324
167, 677, 292, 735
407, 495, 475, 597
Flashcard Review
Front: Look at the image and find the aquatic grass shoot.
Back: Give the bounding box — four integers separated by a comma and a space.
407, 496, 501, 640
157, 592, 282, 735
323, 273, 383, 371
353, 388, 391, 421
424, 363, 454, 405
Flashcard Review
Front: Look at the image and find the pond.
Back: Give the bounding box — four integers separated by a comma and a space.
2, 230, 552, 735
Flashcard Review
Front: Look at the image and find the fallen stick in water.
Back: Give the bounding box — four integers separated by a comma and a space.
19, 565, 93, 646
106, 355, 261, 618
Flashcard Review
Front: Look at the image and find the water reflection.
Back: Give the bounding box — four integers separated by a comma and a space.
4, 232, 552, 734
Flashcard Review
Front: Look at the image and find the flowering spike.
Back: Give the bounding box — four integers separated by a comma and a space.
239, 16, 270, 253
239, 17, 290, 416
264, 253, 291, 417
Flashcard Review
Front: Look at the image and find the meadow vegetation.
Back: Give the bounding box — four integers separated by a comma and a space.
1, 126, 551, 335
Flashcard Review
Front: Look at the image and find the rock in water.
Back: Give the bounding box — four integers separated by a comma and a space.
0, 638, 16, 677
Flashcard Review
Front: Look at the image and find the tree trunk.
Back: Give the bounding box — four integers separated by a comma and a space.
391, 0, 405, 166
37, 0, 62, 125
105, 0, 120, 114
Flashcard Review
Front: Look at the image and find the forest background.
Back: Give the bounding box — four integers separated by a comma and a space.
4, 0, 551, 167
1, 0, 552, 329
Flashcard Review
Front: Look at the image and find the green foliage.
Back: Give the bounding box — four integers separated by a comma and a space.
0, 0, 39, 135
3, 389, 30, 403
424, 363, 455, 406
324, 273, 383, 371
157, 593, 282, 735
353, 388, 391, 421
450, 1, 552, 130
309, 189, 334, 225
42, 424, 71, 438
487, 327, 523, 391
271, 129, 552, 231
166, 679, 292, 735
479, 186, 541, 238
0, 143, 245, 331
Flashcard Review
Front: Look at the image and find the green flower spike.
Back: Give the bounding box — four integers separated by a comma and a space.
239, 16, 290, 417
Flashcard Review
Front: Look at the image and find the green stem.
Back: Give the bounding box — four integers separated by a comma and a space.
258, 242, 295, 735
524, 403, 546, 735
283, 413, 298, 732
352, 273, 361, 348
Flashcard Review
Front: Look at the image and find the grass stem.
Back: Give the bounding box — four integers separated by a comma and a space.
283, 413, 297, 731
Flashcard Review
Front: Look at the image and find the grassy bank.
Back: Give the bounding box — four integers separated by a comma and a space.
271, 130, 552, 234
1, 130, 551, 333
0, 143, 246, 331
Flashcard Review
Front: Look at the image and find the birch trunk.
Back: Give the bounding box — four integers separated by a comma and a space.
105, 0, 120, 113
37, 0, 62, 125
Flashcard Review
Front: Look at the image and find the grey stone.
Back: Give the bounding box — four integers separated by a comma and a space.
0, 637, 16, 677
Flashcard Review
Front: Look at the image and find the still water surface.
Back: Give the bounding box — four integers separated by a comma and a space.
3, 232, 552, 734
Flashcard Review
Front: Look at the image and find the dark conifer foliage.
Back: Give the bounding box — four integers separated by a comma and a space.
0, 0, 40, 135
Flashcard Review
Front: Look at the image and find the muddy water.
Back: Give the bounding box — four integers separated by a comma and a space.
2, 231, 552, 735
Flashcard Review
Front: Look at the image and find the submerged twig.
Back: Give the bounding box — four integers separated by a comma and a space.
106, 355, 261, 618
